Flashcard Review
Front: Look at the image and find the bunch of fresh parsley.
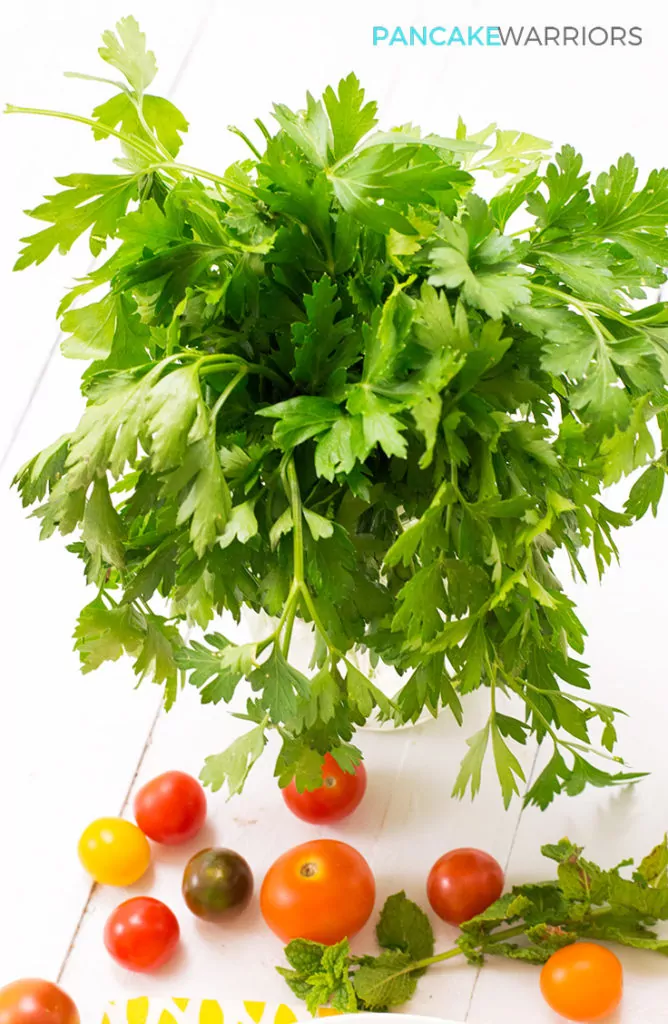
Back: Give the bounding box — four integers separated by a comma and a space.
278, 836, 668, 1013
10, 18, 668, 808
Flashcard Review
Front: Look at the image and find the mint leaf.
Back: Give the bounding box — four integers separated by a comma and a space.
353, 950, 417, 1010
376, 892, 434, 963
284, 939, 326, 975
636, 836, 668, 889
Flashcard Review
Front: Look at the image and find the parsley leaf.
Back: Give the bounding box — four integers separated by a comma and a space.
323, 73, 378, 160
98, 15, 157, 96
200, 722, 267, 799
11, 19, 668, 809
15, 173, 140, 268
176, 635, 255, 704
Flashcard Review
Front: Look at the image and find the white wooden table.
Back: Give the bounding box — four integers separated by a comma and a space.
1, 3, 667, 1021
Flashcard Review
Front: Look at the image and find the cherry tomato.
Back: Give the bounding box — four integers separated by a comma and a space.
182, 848, 253, 922
261, 839, 375, 944
0, 979, 79, 1024
78, 817, 151, 886
104, 897, 180, 973
427, 848, 504, 926
282, 754, 367, 824
540, 943, 623, 1022
134, 771, 207, 845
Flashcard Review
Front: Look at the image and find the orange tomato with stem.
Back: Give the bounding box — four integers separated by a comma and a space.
260, 839, 375, 944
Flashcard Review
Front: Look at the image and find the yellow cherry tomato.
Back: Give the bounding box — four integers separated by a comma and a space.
78, 817, 151, 886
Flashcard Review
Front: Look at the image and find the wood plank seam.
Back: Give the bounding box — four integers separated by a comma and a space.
39, 0, 219, 984
56, 694, 164, 984
367, 731, 415, 862
463, 744, 541, 1021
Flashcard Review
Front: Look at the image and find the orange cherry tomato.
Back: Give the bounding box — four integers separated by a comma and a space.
540, 943, 623, 1022
282, 754, 367, 823
0, 979, 79, 1024
260, 839, 375, 944
427, 848, 504, 925
78, 817, 151, 886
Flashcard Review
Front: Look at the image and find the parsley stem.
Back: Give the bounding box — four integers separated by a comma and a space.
199, 356, 285, 386
445, 462, 458, 539
4, 105, 258, 200
254, 118, 272, 142
529, 283, 616, 342
299, 584, 341, 658
210, 368, 247, 420
4, 105, 157, 162
228, 125, 263, 161
131, 94, 178, 169
503, 671, 632, 770
162, 162, 257, 199
286, 458, 305, 586
282, 600, 298, 658
265, 581, 301, 650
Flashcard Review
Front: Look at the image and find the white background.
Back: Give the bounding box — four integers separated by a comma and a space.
1, 2, 667, 1021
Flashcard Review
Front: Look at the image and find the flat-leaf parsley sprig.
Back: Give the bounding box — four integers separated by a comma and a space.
9, 17, 668, 807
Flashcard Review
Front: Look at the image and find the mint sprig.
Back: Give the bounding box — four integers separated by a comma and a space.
278, 837, 668, 1013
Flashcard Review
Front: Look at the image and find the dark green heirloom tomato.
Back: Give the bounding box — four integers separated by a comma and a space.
182, 848, 253, 922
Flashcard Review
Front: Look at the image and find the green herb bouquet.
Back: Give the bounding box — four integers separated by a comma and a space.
10, 18, 668, 808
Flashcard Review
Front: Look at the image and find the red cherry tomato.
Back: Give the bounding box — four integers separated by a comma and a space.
134, 771, 207, 845
541, 943, 623, 1022
104, 897, 180, 972
261, 839, 375, 944
427, 848, 504, 925
282, 754, 367, 823
0, 980, 79, 1024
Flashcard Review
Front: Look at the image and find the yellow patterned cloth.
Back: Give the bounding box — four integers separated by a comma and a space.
101, 998, 340, 1023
